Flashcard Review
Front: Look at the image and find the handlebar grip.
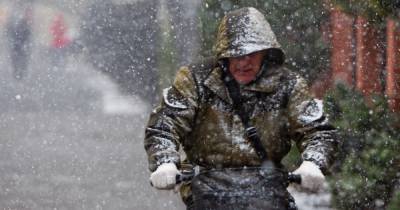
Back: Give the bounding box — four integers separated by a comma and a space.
288, 172, 301, 184
176, 170, 195, 184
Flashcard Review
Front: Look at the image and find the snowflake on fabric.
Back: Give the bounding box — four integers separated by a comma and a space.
297, 99, 323, 124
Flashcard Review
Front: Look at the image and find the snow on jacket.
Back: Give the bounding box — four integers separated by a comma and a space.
145, 58, 338, 172
144, 7, 338, 174
145, 8, 339, 207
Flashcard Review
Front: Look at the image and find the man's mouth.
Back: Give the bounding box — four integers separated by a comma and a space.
237, 69, 252, 75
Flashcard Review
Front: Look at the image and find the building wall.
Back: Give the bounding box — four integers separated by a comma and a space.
324, 8, 400, 111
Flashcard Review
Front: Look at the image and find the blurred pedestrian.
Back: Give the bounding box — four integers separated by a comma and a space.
6, 4, 33, 80
49, 13, 71, 70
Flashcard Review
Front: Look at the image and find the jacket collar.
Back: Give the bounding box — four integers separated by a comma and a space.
204, 66, 233, 104
204, 65, 282, 104
242, 66, 282, 93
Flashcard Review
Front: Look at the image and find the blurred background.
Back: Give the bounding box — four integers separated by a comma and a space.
0, 0, 399, 209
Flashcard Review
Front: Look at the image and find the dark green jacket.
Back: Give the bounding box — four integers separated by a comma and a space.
145, 7, 338, 175
145, 56, 338, 173
145, 8, 339, 208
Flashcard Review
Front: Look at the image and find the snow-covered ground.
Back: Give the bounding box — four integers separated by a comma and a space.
86, 68, 148, 116
0, 28, 185, 210
289, 186, 333, 210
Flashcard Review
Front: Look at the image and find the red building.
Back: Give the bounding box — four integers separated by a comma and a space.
319, 7, 400, 111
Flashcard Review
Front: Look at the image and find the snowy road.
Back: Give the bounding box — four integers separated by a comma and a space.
0, 34, 185, 209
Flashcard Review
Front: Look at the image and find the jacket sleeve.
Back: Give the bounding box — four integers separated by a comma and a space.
144, 66, 199, 172
287, 75, 339, 174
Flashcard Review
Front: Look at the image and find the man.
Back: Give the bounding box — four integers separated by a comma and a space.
6, 4, 32, 80
145, 7, 338, 210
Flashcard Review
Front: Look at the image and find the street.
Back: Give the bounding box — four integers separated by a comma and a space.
0, 32, 185, 209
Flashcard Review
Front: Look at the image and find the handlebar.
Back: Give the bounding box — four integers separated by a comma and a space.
175, 169, 196, 184
287, 172, 301, 184
175, 169, 302, 185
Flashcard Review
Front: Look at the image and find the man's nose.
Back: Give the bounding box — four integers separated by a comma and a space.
237, 55, 251, 66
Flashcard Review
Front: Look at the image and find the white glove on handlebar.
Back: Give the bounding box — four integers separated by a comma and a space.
150, 163, 179, 190
292, 161, 326, 192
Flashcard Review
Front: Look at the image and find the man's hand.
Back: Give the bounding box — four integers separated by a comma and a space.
292, 161, 326, 193
150, 163, 179, 190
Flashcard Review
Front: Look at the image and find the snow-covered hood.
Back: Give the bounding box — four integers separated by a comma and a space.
214, 7, 285, 64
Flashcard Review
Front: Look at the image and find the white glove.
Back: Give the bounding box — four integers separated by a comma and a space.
292, 161, 326, 192
150, 163, 179, 190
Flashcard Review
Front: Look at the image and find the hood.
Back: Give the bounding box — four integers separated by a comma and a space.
214, 7, 285, 64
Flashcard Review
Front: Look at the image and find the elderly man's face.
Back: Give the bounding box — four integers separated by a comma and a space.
228, 51, 266, 85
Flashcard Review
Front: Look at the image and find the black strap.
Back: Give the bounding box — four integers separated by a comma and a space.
225, 78, 269, 161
